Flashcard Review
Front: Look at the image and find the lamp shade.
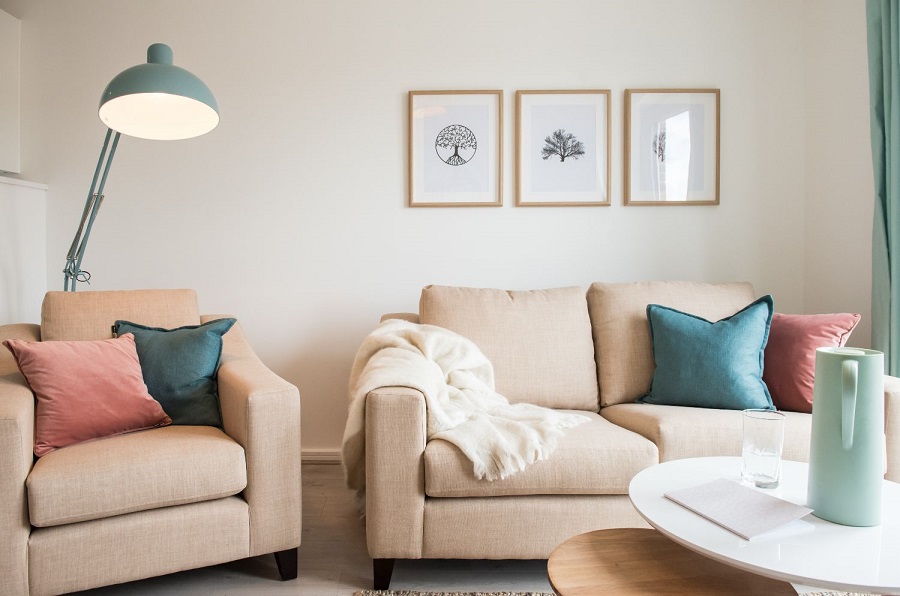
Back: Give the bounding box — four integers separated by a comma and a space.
98, 43, 219, 140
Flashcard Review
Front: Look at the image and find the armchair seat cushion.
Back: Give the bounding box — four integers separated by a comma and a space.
424, 411, 658, 497
27, 425, 247, 528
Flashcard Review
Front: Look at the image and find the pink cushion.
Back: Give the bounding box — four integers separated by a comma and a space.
3, 334, 172, 456
763, 313, 860, 413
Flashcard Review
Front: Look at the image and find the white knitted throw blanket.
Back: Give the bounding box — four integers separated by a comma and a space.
341, 319, 589, 491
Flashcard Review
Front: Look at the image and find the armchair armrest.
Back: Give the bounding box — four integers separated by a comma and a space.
0, 324, 40, 376
886, 374, 900, 482
365, 386, 427, 559
207, 317, 302, 557
0, 372, 35, 595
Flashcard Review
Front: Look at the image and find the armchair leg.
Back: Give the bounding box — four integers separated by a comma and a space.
274, 547, 298, 581
373, 558, 395, 590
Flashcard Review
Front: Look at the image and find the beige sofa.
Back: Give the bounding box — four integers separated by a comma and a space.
0, 290, 302, 596
365, 281, 900, 589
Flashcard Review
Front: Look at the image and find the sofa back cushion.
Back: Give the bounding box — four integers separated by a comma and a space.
41, 289, 201, 341
587, 281, 756, 406
419, 285, 599, 410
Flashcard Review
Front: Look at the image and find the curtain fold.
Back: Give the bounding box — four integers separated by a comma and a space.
868, 0, 900, 375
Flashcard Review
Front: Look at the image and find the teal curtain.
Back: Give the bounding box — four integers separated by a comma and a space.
868, 0, 900, 375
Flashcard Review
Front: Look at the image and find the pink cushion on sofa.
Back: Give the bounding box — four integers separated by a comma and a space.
3, 334, 172, 456
763, 312, 860, 413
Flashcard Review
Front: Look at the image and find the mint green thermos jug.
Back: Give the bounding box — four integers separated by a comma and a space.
807, 347, 885, 526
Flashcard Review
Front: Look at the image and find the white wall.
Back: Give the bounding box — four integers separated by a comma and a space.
0, 8, 20, 173
1, 0, 872, 454
803, 0, 874, 347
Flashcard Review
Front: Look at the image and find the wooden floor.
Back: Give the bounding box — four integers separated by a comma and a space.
72, 463, 554, 595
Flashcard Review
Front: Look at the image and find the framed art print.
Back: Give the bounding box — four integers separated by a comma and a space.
516, 90, 610, 206
408, 90, 503, 207
625, 89, 720, 205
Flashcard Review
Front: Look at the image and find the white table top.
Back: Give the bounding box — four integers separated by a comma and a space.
629, 457, 900, 594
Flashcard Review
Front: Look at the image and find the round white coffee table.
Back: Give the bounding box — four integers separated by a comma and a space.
629, 457, 900, 594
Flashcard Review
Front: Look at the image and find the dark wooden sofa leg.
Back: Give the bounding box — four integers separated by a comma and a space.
274, 547, 298, 581
373, 558, 395, 590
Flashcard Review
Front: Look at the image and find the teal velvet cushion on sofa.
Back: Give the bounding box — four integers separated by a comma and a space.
114, 318, 236, 426
639, 295, 774, 410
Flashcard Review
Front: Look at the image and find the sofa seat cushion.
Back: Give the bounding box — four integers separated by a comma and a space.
601, 403, 811, 463
424, 411, 658, 497
419, 285, 599, 410
27, 425, 247, 528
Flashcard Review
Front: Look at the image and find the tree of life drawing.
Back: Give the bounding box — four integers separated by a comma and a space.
541, 129, 585, 162
652, 131, 667, 162
435, 124, 477, 166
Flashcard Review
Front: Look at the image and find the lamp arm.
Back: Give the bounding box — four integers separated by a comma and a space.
63, 128, 121, 291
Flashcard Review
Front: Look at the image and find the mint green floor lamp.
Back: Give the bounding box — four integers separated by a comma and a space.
63, 43, 219, 291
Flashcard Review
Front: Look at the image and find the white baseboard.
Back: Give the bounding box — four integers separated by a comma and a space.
301, 448, 342, 464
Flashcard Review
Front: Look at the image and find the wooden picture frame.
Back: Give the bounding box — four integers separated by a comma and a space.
625, 89, 720, 206
408, 90, 503, 207
515, 90, 611, 206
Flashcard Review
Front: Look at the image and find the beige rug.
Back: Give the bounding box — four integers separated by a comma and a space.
355, 592, 552, 596
355, 592, 871, 596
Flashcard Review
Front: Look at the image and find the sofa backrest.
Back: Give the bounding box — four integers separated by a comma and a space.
586, 281, 756, 407
419, 285, 599, 411
41, 289, 201, 341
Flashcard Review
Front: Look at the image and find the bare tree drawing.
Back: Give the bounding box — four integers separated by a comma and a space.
652, 131, 667, 162
435, 124, 477, 166
541, 129, 586, 162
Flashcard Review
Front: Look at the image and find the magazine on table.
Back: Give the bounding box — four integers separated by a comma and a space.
664, 478, 813, 541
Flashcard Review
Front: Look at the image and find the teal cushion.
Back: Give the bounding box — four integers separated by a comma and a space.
113, 318, 236, 426
638, 295, 774, 410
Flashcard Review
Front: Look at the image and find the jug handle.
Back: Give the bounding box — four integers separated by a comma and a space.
842, 359, 858, 450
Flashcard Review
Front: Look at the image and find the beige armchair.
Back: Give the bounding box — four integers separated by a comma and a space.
0, 289, 302, 596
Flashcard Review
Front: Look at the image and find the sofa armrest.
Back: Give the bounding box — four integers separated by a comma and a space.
365, 386, 427, 559
886, 375, 900, 482
0, 373, 35, 595
210, 317, 302, 557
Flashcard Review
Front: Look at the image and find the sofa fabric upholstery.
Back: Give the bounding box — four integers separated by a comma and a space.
587, 281, 756, 406
357, 281, 900, 591
0, 324, 40, 376
0, 373, 33, 596
27, 425, 247, 527
0, 291, 301, 596
28, 497, 249, 596
601, 403, 812, 463
886, 374, 900, 482
419, 285, 599, 410
424, 411, 657, 497
41, 289, 201, 341
422, 495, 648, 559
365, 387, 427, 559
210, 313, 304, 557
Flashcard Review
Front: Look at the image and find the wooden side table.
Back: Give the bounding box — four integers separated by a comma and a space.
547, 528, 796, 595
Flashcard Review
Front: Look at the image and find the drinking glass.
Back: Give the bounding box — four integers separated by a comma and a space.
741, 408, 785, 488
